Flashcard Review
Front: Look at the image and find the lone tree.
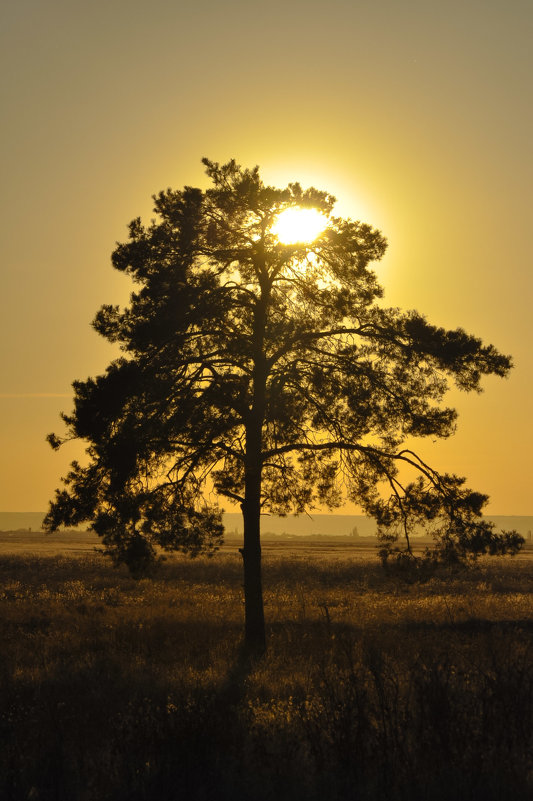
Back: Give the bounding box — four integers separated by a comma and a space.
46, 158, 523, 652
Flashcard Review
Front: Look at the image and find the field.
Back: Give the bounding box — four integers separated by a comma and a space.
0, 532, 532, 800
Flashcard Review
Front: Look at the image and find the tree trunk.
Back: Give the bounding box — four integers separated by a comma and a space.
241, 471, 266, 653
242, 404, 266, 653
241, 278, 269, 654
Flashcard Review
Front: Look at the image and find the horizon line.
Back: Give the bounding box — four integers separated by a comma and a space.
0, 393, 71, 399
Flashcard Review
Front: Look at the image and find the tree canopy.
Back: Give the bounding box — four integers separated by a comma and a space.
46, 158, 523, 649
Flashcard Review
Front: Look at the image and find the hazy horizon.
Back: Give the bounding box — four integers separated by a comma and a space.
2, 511, 532, 539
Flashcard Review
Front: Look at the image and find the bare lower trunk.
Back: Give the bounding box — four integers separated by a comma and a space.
241, 460, 266, 654
241, 500, 266, 654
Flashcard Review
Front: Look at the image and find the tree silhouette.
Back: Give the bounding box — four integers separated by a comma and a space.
46, 158, 523, 652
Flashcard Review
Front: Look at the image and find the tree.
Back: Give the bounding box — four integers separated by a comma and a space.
46, 158, 523, 652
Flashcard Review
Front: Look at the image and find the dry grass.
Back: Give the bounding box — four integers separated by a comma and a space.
1, 544, 532, 800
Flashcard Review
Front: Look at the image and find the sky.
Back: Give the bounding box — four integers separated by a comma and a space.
1, 0, 531, 515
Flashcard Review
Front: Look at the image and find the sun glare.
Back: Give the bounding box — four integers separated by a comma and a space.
272, 207, 328, 244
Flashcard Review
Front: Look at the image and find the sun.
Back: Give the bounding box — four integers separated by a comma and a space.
272, 207, 328, 245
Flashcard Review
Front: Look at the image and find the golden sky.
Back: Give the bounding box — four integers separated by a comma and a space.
1, 0, 531, 514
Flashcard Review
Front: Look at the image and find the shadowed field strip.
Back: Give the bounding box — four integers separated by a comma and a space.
0, 544, 532, 800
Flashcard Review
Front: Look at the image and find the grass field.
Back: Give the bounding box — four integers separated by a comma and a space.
0, 534, 532, 800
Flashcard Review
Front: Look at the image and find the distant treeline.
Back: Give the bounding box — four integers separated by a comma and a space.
222, 513, 533, 540
1, 511, 532, 539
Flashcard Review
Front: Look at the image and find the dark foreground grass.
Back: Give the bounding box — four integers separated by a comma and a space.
1, 551, 532, 800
